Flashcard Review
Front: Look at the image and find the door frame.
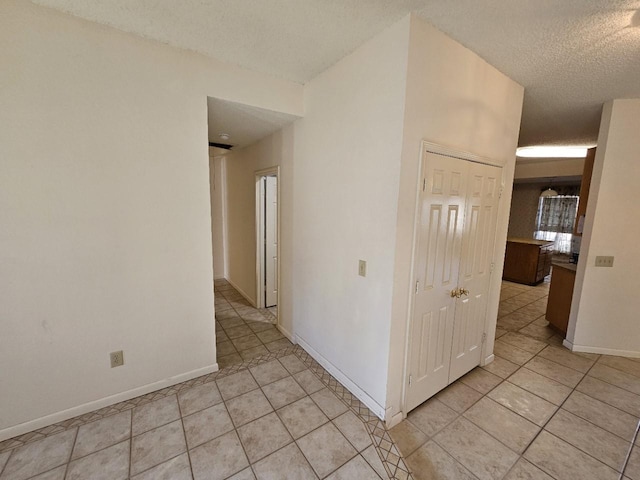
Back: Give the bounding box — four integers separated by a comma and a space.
401, 141, 504, 416
254, 166, 280, 320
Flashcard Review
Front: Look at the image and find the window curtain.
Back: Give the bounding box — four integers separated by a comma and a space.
534, 195, 579, 254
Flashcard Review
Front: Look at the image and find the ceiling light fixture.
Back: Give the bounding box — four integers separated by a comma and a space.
219, 133, 230, 141
516, 146, 590, 158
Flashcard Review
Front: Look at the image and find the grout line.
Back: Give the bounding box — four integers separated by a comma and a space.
620, 420, 640, 480
62, 426, 79, 480
175, 392, 195, 480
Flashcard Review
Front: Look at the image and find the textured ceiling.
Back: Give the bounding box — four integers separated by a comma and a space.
33, 0, 640, 147
207, 98, 300, 149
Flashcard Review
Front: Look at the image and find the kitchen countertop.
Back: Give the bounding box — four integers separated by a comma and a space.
552, 260, 577, 272
507, 237, 555, 246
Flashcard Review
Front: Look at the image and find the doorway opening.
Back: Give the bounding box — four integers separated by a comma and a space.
255, 167, 280, 315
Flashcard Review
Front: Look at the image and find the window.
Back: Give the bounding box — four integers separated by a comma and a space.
534, 195, 579, 254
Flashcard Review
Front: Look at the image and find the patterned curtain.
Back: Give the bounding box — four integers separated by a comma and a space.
534, 195, 579, 253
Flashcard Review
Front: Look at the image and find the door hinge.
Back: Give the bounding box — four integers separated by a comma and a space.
481, 333, 487, 343
499, 186, 504, 199
415, 280, 419, 294
490, 262, 495, 273
422, 178, 427, 192
409, 375, 413, 387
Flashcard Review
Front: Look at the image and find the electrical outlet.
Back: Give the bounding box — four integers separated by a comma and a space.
110, 350, 124, 368
358, 260, 367, 277
595, 256, 614, 267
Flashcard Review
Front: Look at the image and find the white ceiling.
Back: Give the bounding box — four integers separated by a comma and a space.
34, 0, 640, 148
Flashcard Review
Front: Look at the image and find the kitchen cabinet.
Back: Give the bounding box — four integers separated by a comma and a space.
502, 238, 554, 285
546, 262, 577, 334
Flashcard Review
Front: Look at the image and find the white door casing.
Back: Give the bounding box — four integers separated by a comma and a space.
405, 149, 502, 413
265, 176, 278, 308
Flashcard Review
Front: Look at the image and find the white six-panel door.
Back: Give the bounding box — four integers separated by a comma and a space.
406, 151, 501, 412
265, 176, 278, 308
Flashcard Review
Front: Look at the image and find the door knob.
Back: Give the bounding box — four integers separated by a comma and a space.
450, 288, 460, 298
460, 288, 469, 296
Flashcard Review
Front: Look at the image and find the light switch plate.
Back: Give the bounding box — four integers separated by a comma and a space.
358, 260, 367, 277
595, 256, 614, 267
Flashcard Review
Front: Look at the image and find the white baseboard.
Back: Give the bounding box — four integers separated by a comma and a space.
481, 354, 495, 367
0, 363, 218, 442
226, 277, 257, 308
295, 336, 386, 421
277, 323, 295, 343
564, 340, 640, 358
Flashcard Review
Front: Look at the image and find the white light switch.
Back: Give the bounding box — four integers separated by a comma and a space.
595, 256, 614, 267
358, 260, 367, 277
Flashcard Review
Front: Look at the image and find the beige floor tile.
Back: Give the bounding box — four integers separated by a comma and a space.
190, 431, 249, 480
131, 453, 192, 480
252, 443, 318, 480
232, 334, 263, 352
504, 458, 553, 479
178, 382, 223, 416
434, 417, 519, 480
487, 382, 557, 426
130, 420, 186, 476
216, 340, 238, 356
407, 398, 458, 437
361, 445, 388, 479
228, 468, 256, 480
293, 369, 325, 394
523, 356, 584, 388
577, 376, 640, 417
297, 423, 357, 478
599, 356, 640, 378
249, 360, 290, 387
246, 321, 274, 333
72, 410, 131, 459
493, 341, 536, 365
495, 327, 508, 338
132, 395, 180, 436
482, 356, 520, 379
0, 429, 76, 480
332, 411, 372, 452
66, 440, 129, 480
626, 446, 640, 480
463, 397, 539, 454
499, 333, 547, 354
226, 389, 273, 427
538, 345, 595, 373
508, 368, 571, 405
545, 409, 630, 471
310, 388, 349, 419
239, 345, 270, 361
226, 325, 254, 339
278, 354, 307, 375
589, 363, 640, 395
183, 403, 234, 449
517, 323, 555, 341
219, 353, 243, 368
256, 328, 285, 344
459, 368, 502, 394
405, 440, 476, 480
435, 381, 483, 413
563, 390, 639, 441
237, 412, 292, 463
219, 317, 245, 330
524, 431, 619, 480
29, 466, 67, 480
217, 370, 260, 400
277, 397, 328, 439
390, 421, 428, 457
325, 455, 380, 480
264, 338, 294, 352
0, 451, 9, 472
262, 376, 307, 409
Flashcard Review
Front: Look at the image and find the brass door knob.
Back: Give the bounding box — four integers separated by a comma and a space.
460, 288, 469, 296
450, 288, 460, 298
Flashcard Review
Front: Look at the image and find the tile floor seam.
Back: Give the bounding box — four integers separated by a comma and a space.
175, 393, 196, 480
0, 448, 11, 478
128, 410, 133, 480
585, 370, 640, 397
61, 426, 79, 480
620, 420, 640, 479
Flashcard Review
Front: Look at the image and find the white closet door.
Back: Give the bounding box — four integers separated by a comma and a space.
265, 176, 278, 308
406, 153, 468, 412
449, 162, 501, 381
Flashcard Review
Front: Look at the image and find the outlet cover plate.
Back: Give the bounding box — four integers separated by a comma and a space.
358, 260, 367, 277
110, 350, 124, 368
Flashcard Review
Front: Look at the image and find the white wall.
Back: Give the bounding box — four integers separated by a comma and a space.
386, 15, 524, 421
567, 99, 640, 357
515, 158, 585, 179
0, 0, 303, 439
209, 154, 227, 279
292, 16, 411, 414
220, 127, 296, 336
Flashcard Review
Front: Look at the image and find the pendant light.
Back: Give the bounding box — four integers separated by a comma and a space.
540, 187, 558, 197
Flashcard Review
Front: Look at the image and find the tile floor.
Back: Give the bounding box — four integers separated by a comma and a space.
0, 345, 411, 480
214, 279, 292, 368
392, 277, 640, 480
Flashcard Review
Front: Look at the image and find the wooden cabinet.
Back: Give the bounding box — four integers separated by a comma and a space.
546, 263, 577, 334
502, 238, 554, 285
